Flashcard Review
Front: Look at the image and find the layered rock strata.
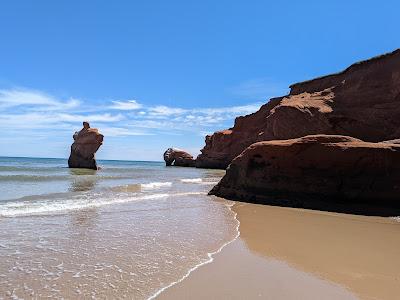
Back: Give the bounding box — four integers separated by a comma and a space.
197, 49, 400, 169
209, 135, 400, 215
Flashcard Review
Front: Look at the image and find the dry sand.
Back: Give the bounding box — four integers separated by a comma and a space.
159, 202, 400, 300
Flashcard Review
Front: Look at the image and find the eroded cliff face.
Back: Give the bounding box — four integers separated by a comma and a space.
209, 135, 400, 216
196, 49, 400, 169
68, 127, 104, 170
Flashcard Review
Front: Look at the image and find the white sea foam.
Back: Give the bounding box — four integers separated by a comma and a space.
174, 192, 207, 196
141, 182, 172, 189
181, 178, 219, 185
0, 193, 170, 217
181, 178, 203, 183
200, 181, 219, 185
0, 191, 211, 218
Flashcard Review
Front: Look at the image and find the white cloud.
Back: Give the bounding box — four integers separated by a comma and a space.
0, 112, 124, 132
147, 105, 187, 116
100, 126, 154, 137
127, 120, 175, 129
193, 103, 262, 116
0, 88, 80, 110
0, 113, 64, 129
0, 86, 264, 149
124, 103, 262, 131
199, 131, 213, 137
57, 113, 124, 123
109, 100, 142, 110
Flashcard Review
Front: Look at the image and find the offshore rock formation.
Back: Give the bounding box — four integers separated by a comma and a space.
210, 135, 400, 216
68, 122, 104, 170
163, 148, 196, 167
197, 49, 400, 169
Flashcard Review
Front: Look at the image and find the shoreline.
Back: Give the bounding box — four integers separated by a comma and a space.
148, 199, 241, 300
158, 201, 400, 300
158, 238, 357, 300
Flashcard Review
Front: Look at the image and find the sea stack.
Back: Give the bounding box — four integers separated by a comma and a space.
68, 122, 104, 170
163, 148, 196, 167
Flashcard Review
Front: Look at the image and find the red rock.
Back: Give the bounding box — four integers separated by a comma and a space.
68, 123, 104, 170
209, 135, 400, 215
197, 49, 400, 169
163, 148, 196, 167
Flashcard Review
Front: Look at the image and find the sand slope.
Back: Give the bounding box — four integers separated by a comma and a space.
159, 202, 400, 300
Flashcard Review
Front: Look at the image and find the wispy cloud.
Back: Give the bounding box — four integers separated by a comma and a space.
0, 87, 263, 140
147, 105, 187, 116
0, 112, 124, 130
124, 102, 262, 131
0, 88, 80, 110
109, 100, 142, 110
57, 113, 124, 123
100, 126, 154, 137
192, 103, 262, 115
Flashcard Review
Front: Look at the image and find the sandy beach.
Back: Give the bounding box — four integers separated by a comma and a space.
1, 2, 399, 299
160, 201, 400, 300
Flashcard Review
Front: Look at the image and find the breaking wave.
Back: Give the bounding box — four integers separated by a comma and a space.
140, 182, 173, 189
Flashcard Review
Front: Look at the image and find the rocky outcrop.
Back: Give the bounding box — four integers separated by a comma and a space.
210, 135, 400, 215
197, 49, 400, 169
68, 124, 104, 170
163, 148, 196, 167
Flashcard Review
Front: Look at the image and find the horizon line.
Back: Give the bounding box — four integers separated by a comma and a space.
0, 155, 164, 163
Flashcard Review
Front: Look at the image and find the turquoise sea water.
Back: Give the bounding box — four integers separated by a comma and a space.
0, 156, 238, 299
0, 157, 168, 203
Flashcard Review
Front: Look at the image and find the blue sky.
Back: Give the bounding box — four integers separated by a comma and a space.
0, 1, 399, 161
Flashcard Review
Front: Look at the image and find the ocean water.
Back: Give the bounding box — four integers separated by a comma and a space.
0, 157, 239, 299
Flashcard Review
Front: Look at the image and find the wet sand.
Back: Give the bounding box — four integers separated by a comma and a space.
160, 202, 400, 300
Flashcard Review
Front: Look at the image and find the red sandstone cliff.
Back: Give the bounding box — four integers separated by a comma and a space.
209, 135, 400, 216
196, 49, 400, 169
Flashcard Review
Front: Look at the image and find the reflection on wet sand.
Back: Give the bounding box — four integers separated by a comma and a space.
159, 238, 357, 300
235, 203, 400, 300
69, 208, 98, 230
69, 168, 98, 192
